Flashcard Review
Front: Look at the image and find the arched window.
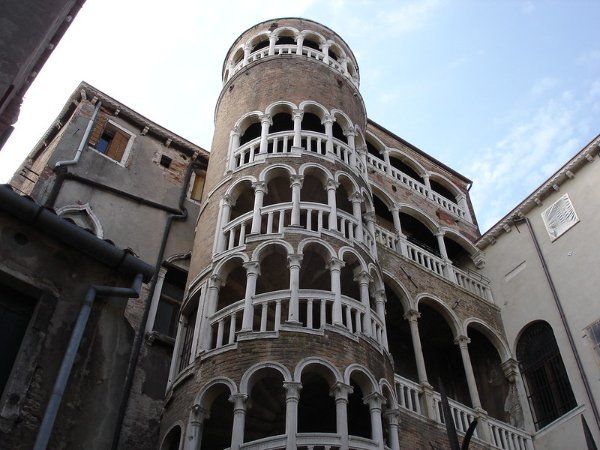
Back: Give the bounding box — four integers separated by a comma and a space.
252, 37, 270, 52
301, 112, 325, 134
161, 425, 181, 450
517, 321, 576, 429
298, 372, 336, 433
389, 156, 424, 184
430, 179, 457, 203
347, 377, 372, 438
244, 369, 286, 443
332, 121, 346, 143
373, 194, 393, 231
200, 384, 234, 449
269, 112, 293, 134
239, 121, 261, 146
303, 38, 321, 51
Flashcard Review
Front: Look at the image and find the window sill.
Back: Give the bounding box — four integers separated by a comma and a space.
88, 146, 128, 167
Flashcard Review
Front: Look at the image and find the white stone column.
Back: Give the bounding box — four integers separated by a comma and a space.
383, 409, 400, 450
456, 193, 473, 222
390, 207, 408, 256
326, 178, 339, 231
331, 382, 352, 449
216, 195, 234, 253
258, 114, 271, 154
390, 207, 402, 234
328, 257, 345, 326
364, 393, 385, 449
295, 34, 304, 55
146, 267, 167, 333
455, 335, 482, 410
323, 115, 334, 155
250, 181, 267, 234
344, 129, 357, 167
502, 358, 535, 431
228, 126, 241, 172
374, 289, 389, 351
268, 34, 277, 56
356, 271, 373, 337
287, 254, 303, 323
436, 231, 456, 283
382, 148, 392, 175
404, 309, 436, 419
363, 212, 378, 258
229, 394, 247, 450
283, 382, 302, 450
199, 274, 222, 352
290, 175, 304, 227
184, 405, 206, 450
422, 173, 431, 190
321, 42, 330, 63
241, 261, 260, 332
340, 56, 349, 76
243, 44, 251, 66
292, 109, 304, 149
350, 192, 364, 241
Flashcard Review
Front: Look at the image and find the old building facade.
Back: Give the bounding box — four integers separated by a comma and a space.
2, 16, 598, 450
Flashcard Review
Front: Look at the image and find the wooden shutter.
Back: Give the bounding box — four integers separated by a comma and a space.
88, 114, 109, 147
191, 171, 205, 201
106, 129, 130, 162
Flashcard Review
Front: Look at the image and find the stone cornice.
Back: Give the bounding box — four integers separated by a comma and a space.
477, 134, 600, 249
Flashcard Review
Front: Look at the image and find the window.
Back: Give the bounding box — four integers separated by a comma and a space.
177, 306, 197, 373
92, 121, 134, 163
517, 321, 577, 429
154, 268, 186, 338
189, 170, 206, 202
1, 283, 36, 396
541, 194, 579, 241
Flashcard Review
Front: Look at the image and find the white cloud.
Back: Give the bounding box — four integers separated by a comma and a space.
530, 77, 558, 96
377, 0, 441, 34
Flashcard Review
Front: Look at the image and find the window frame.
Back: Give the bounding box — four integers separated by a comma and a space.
89, 119, 135, 166
187, 169, 206, 204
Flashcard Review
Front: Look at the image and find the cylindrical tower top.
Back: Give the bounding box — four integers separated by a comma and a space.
222, 17, 360, 87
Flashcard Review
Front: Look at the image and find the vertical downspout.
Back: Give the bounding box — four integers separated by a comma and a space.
514, 217, 600, 431
111, 159, 201, 449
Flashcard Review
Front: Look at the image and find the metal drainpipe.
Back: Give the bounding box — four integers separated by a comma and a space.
110, 159, 204, 449
54, 100, 102, 168
33, 273, 145, 450
513, 217, 600, 430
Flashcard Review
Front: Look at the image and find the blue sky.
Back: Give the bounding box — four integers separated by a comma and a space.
1, 0, 599, 232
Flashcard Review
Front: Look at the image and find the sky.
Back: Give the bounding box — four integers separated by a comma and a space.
1, 0, 599, 232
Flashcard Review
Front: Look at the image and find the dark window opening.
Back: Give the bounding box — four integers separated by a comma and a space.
336, 185, 354, 216
256, 249, 290, 294
400, 213, 438, 256
240, 122, 261, 145
298, 373, 336, 432
159, 154, 172, 168
200, 388, 234, 450
0, 283, 36, 396
299, 250, 330, 291
263, 176, 292, 206
301, 175, 327, 205
253, 39, 269, 52
94, 123, 130, 162
373, 195, 394, 230
245, 374, 286, 442
154, 267, 186, 338
517, 321, 576, 429
385, 285, 418, 382
217, 265, 246, 311
430, 180, 456, 203
161, 426, 182, 450
177, 305, 196, 373
303, 39, 320, 51
301, 112, 325, 134
444, 237, 471, 269
389, 157, 423, 183
230, 182, 254, 220
269, 112, 293, 134
366, 139, 381, 158
332, 121, 347, 143
347, 381, 371, 438
329, 50, 339, 62
276, 35, 296, 46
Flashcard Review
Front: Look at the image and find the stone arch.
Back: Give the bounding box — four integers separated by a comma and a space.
382, 271, 413, 311
326, 40, 347, 62
415, 293, 461, 338
397, 203, 440, 234
57, 203, 103, 238
272, 26, 300, 40
225, 175, 258, 198
213, 253, 249, 280
365, 130, 387, 156
361, 187, 374, 213
387, 148, 427, 177
228, 45, 245, 67
195, 377, 238, 408
355, 126, 367, 150
299, 29, 327, 45
338, 246, 368, 271
334, 171, 359, 194
247, 31, 271, 50
239, 361, 292, 395
368, 263, 384, 291
298, 162, 332, 186
440, 227, 479, 256
293, 357, 343, 385
344, 364, 379, 395
265, 100, 298, 117
379, 379, 398, 409
251, 239, 294, 262
258, 163, 296, 182
297, 238, 336, 259
298, 100, 330, 121
428, 172, 462, 198
234, 110, 263, 132
160, 422, 183, 450
464, 318, 511, 362
331, 109, 354, 131
370, 182, 396, 209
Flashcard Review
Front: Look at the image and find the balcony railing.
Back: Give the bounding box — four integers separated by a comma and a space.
221, 202, 376, 257
366, 153, 468, 221
235, 433, 382, 450
375, 225, 492, 302
394, 374, 533, 450
228, 44, 359, 87
208, 290, 385, 352
232, 130, 368, 183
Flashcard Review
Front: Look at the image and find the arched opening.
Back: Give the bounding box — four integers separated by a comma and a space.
516, 321, 576, 429
366, 138, 382, 159
430, 179, 457, 203
256, 246, 290, 294
400, 213, 438, 256
298, 369, 337, 433
332, 121, 347, 143
418, 302, 470, 405
301, 169, 328, 205
303, 38, 321, 51
301, 112, 325, 134
328, 47, 340, 62
230, 180, 254, 220
269, 112, 294, 134
381, 384, 396, 448
199, 384, 234, 450
347, 62, 358, 79
299, 244, 331, 291
252, 37, 270, 52
231, 48, 244, 66
384, 283, 418, 382
373, 194, 394, 231
217, 260, 246, 312
340, 252, 362, 303
389, 155, 424, 183
161, 425, 181, 450
240, 120, 261, 146
263, 172, 292, 206
444, 236, 474, 271
336, 177, 355, 216
244, 369, 286, 443
59, 208, 101, 237
468, 326, 511, 422
275, 31, 296, 46
347, 373, 373, 439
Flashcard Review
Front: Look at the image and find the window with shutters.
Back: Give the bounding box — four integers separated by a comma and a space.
188, 169, 206, 203
90, 120, 134, 164
541, 194, 579, 241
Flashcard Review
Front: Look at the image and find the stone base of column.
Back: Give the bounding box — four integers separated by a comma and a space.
420, 382, 438, 420
291, 146, 304, 154
474, 407, 491, 443
283, 320, 303, 328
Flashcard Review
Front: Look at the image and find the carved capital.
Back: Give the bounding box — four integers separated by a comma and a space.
251, 181, 268, 194
283, 381, 303, 400
287, 254, 303, 269
349, 191, 363, 203
325, 178, 340, 190
326, 257, 345, 271
472, 251, 486, 269
404, 309, 421, 322
223, 193, 236, 207
501, 358, 520, 383
455, 335, 471, 348
259, 114, 272, 126
321, 114, 334, 125
289, 174, 304, 188
228, 393, 248, 412
292, 109, 304, 120
243, 260, 261, 276
209, 273, 223, 288
353, 270, 371, 285
363, 211, 376, 223
363, 392, 384, 410
230, 126, 241, 137
329, 381, 353, 400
